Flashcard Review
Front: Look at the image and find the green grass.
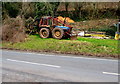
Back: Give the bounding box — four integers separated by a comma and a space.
2, 34, 119, 57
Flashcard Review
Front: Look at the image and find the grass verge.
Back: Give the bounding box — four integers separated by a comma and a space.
2, 34, 119, 59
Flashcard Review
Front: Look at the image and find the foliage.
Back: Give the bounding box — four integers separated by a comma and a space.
88, 26, 117, 36
35, 2, 60, 18
2, 2, 119, 20
50, 2, 60, 16
2, 2, 35, 19
21, 2, 35, 19
2, 16, 26, 43
2, 2, 22, 18
74, 2, 86, 19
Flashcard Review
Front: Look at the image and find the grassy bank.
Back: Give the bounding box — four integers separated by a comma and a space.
2, 35, 119, 58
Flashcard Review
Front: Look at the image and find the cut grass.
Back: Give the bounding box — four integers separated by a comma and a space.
2, 34, 119, 58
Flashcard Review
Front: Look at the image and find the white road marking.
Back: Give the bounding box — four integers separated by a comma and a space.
103, 72, 120, 76
6, 59, 61, 68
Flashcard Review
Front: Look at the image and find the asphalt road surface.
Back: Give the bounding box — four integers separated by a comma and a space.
1, 50, 119, 82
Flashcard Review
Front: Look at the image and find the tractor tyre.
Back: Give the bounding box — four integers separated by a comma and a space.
39, 28, 50, 38
52, 28, 64, 39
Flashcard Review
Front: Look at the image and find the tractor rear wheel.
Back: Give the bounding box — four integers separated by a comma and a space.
39, 28, 50, 38
52, 28, 64, 39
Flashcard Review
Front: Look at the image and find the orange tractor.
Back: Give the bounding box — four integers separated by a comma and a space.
30, 16, 76, 39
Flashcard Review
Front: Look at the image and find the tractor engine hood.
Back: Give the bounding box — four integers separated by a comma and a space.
55, 26, 70, 30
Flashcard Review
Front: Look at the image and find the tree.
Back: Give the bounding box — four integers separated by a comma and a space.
35, 2, 51, 18
50, 2, 60, 16
2, 2, 35, 19
65, 2, 69, 12
74, 2, 85, 19
116, 1, 120, 18
21, 2, 35, 19
2, 2, 22, 19
92, 2, 99, 19
35, 2, 60, 18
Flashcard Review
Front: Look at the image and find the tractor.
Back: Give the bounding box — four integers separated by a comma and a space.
29, 16, 75, 39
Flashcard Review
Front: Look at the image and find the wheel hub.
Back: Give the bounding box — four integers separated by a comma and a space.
55, 31, 61, 37
42, 31, 47, 37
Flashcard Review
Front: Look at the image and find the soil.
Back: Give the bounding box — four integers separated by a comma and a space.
72, 19, 118, 30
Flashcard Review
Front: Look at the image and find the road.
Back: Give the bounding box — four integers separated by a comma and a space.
1, 50, 119, 82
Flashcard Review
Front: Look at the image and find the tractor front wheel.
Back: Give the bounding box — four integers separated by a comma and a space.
52, 28, 64, 39
39, 28, 50, 38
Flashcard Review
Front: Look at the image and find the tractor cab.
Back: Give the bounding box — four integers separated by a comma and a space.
39, 16, 72, 29
39, 16, 53, 28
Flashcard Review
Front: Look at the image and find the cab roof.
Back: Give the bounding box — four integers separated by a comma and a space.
41, 16, 52, 19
